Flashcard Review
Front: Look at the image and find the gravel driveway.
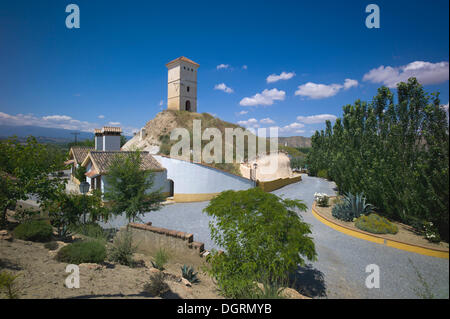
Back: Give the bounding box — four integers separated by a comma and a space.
101, 174, 449, 299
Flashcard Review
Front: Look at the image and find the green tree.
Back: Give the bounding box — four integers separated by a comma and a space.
307, 78, 449, 241
290, 156, 307, 170
203, 188, 317, 298
74, 165, 87, 183
0, 136, 66, 227
67, 138, 94, 148
43, 190, 107, 237
103, 150, 165, 223
120, 135, 128, 147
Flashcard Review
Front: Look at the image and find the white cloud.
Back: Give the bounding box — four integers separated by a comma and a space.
363, 61, 449, 88
242, 65, 248, 70
0, 112, 139, 136
238, 110, 248, 115
0, 112, 98, 132
237, 117, 276, 129
295, 78, 358, 99
343, 78, 359, 89
266, 71, 295, 83
42, 115, 72, 121
214, 83, 234, 93
297, 114, 338, 124
108, 121, 121, 126
98, 115, 105, 119
237, 118, 259, 128
260, 117, 275, 124
280, 122, 305, 132
216, 64, 230, 70
240, 88, 286, 106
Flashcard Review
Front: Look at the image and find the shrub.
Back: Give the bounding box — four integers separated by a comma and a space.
44, 241, 59, 250
56, 240, 106, 264
203, 188, 316, 298
151, 248, 169, 270
0, 271, 21, 299
355, 214, 398, 234
108, 230, 137, 266
423, 222, 441, 243
332, 192, 374, 222
252, 282, 286, 299
13, 220, 53, 242
314, 193, 329, 207
143, 272, 169, 296
13, 208, 39, 224
70, 223, 108, 241
317, 169, 328, 179
181, 265, 199, 284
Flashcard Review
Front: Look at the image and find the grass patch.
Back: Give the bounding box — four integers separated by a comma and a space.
355, 213, 398, 234
56, 240, 106, 264
143, 272, 169, 297
151, 248, 170, 270
108, 230, 137, 267
13, 220, 53, 242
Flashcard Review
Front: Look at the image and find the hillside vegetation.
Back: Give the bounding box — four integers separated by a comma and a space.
124, 111, 265, 175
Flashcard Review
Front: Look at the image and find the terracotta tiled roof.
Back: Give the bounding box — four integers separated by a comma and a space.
70, 147, 94, 164
64, 159, 75, 165
85, 151, 165, 174
85, 169, 99, 178
166, 56, 200, 67
94, 126, 122, 134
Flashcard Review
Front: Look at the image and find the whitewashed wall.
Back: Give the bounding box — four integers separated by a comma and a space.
101, 170, 170, 194
153, 155, 254, 195
103, 135, 121, 151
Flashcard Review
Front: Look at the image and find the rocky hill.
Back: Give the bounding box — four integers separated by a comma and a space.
123, 110, 245, 152
122, 110, 254, 175
122, 110, 311, 175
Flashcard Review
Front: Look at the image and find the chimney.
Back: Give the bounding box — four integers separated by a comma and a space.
94, 127, 122, 151
94, 129, 103, 151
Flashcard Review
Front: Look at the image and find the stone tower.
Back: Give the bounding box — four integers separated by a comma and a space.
166, 56, 199, 112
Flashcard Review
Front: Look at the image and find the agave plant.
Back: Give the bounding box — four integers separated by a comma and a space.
332, 192, 374, 222
181, 265, 199, 283
344, 192, 375, 218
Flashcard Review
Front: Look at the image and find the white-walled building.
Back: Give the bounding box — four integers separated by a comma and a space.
66, 126, 171, 197
81, 151, 171, 196
65, 146, 94, 183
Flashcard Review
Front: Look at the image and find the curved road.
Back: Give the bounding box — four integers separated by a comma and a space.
102, 174, 449, 299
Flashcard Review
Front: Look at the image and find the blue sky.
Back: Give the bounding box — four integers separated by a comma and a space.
0, 0, 448, 136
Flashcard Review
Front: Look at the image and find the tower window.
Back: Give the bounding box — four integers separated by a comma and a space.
187, 86, 190, 92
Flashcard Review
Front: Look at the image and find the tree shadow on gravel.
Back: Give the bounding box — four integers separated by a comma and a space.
289, 264, 327, 298
68, 290, 182, 299
0, 258, 22, 271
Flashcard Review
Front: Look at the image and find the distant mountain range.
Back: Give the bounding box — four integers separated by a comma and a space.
0, 125, 94, 143
0, 124, 311, 148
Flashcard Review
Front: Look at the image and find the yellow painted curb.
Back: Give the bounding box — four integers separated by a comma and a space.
311, 203, 449, 259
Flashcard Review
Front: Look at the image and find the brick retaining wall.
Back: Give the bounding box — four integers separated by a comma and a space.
125, 222, 206, 265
